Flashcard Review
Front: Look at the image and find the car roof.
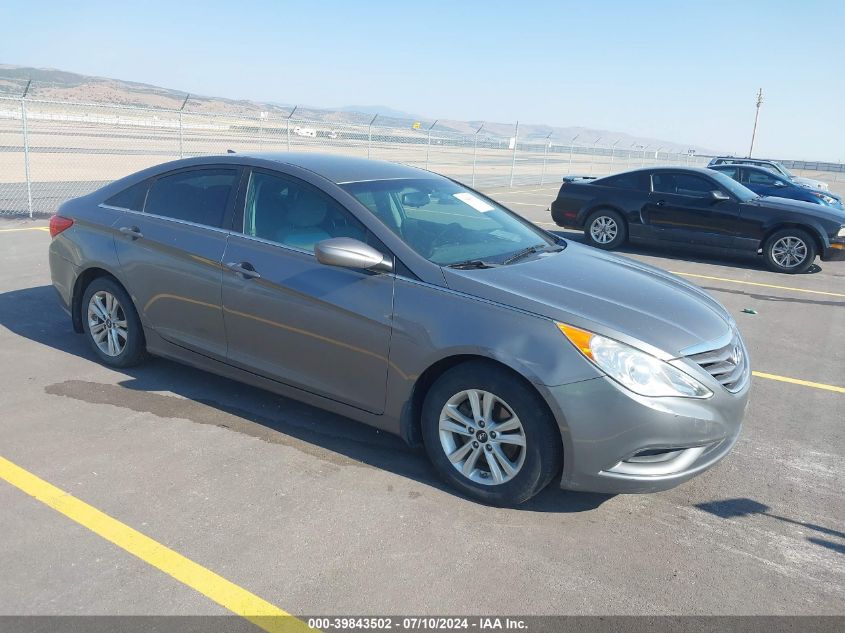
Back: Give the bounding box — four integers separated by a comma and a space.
710, 163, 780, 173
599, 166, 721, 178
232, 151, 434, 184
713, 157, 776, 164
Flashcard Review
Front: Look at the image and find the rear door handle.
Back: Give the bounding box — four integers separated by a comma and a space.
119, 226, 143, 239
226, 261, 261, 280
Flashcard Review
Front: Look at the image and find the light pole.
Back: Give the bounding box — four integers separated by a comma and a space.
509, 120, 519, 187
748, 88, 763, 157
178, 93, 190, 158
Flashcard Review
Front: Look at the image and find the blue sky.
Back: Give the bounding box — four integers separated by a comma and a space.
2, 0, 843, 160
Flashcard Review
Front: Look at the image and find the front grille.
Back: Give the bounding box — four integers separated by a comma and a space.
687, 333, 748, 393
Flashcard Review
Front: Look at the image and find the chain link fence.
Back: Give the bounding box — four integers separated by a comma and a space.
1, 95, 843, 217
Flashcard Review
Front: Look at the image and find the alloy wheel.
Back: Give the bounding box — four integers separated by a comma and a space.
771, 236, 808, 269
590, 216, 618, 244
87, 290, 128, 357
438, 389, 527, 486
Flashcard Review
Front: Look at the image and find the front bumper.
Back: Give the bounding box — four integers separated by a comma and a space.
821, 240, 845, 261
546, 374, 748, 494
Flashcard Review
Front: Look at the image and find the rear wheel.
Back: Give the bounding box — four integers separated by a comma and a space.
421, 361, 562, 506
763, 228, 816, 274
584, 209, 627, 250
81, 277, 147, 368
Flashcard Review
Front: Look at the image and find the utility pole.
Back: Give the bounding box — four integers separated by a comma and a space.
748, 88, 763, 157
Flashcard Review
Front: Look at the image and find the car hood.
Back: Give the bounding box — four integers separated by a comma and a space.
792, 176, 828, 191
747, 196, 845, 222
442, 242, 733, 358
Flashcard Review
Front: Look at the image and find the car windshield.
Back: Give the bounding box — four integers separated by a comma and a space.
708, 170, 759, 202
341, 178, 557, 266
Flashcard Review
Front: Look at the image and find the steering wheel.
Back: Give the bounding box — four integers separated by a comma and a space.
426, 222, 465, 257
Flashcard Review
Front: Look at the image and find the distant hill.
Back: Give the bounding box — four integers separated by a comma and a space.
0, 64, 715, 153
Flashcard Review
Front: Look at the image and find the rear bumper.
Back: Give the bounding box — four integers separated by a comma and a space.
546, 374, 748, 494
549, 201, 582, 229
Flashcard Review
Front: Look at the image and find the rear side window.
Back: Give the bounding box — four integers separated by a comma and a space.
652, 173, 715, 196
597, 173, 647, 191
713, 166, 739, 180
144, 168, 238, 228
105, 180, 149, 211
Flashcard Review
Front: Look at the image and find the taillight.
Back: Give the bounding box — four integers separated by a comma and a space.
49, 215, 74, 238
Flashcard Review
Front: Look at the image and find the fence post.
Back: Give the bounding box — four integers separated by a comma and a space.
21, 94, 34, 218
178, 93, 190, 159
368, 114, 378, 159
540, 132, 552, 185
286, 105, 298, 151
609, 139, 620, 173
509, 121, 519, 187
425, 120, 437, 170
588, 137, 601, 176
472, 122, 484, 187
568, 134, 579, 175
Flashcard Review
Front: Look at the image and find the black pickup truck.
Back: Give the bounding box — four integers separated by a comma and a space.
549, 167, 845, 274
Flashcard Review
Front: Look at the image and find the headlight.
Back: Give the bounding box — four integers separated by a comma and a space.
837, 227, 845, 238
557, 323, 712, 399
811, 192, 837, 205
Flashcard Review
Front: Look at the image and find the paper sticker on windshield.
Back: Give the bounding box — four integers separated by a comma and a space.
453, 192, 495, 212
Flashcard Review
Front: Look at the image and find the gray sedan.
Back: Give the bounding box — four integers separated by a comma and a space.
48, 153, 749, 505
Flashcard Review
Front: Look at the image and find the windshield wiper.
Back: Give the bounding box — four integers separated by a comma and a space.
503, 244, 555, 265
447, 259, 500, 269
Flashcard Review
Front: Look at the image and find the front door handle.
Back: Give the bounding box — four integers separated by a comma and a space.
655, 199, 666, 207
119, 226, 143, 240
226, 261, 261, 280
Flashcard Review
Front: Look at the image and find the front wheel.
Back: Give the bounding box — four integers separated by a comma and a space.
421, 361, 562, 506
584, 209, 627, 250
763, 228, 816, 274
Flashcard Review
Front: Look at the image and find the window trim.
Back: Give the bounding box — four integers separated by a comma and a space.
233, 166, 396, 264
140, 164, 243, 230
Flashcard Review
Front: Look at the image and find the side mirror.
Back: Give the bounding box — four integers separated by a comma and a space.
710, 190, 730, 202
314, 237, 393, 273
402, 192, 429, 207
774, 180, 788, 187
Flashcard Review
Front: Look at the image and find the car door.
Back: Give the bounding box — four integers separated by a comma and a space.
221, 168, 394, 414
112, 165, 242, 361
643, 172, 743, 248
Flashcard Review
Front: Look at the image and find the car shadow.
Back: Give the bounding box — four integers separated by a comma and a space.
552, 230, 825, 275
0, 284, 612, 514
696, 498, 845, 554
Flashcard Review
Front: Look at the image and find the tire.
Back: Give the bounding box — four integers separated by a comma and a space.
763, 228, 817, 274
81, 277, 148, 368
421, 361, 562, 506
584, 209, 627, 250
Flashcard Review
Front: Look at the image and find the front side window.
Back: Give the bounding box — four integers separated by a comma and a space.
747, 170, 782, 185
243, 170, 367, 252
144, 168, 238, 228
652, 173, 719, 197
342, 178, 556, 266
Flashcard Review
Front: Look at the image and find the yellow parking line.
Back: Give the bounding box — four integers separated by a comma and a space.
0, 455, 313, 633
752, 372, 845, 394
670, 271, 845, 299
0, 226, 50, 233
